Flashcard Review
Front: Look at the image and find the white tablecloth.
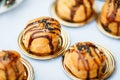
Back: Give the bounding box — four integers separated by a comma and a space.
0, 0, 119, 80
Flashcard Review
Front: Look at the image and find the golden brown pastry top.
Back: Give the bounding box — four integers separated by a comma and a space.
100, 0, 120, 36
0, 50, 27, 80
0, 50, 20, 64
22, 17, 61, 55
106, 0, 120, 22
64, 42, 106, 78
56, 0, 94, 22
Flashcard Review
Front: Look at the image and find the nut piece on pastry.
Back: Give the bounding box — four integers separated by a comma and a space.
0, 50, 27, 80
100, 0, 120, 36
22, 17, 62, 56
63, 42, 106, 79
56, 0, 95, 23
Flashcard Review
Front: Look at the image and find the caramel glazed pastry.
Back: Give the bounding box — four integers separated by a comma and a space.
0, 50, 27, 80
100, 0, 120, 36
22, 17, 62, 56
56, 0, 95, 23
63, 42, 106, 79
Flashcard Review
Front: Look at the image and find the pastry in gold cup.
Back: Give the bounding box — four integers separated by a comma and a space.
51, 0, 96, 27
22, 17, 62, 56
56, 0, 95, 22
0, 50, 28, 80
63, 42, 115, 79
97, 0, 120, 38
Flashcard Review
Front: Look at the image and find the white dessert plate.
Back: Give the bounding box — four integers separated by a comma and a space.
0, 0, 23, 14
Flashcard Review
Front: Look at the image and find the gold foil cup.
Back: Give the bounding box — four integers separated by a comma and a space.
97, 15, 120, 39
18, 29, 70, 60
50, 2, 97, 27
20, 58, 34, 80
62, 44, 115, 80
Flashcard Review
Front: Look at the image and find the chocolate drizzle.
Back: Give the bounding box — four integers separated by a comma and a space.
102, 63, 106, 73
1, 51, 18, 62
23, 18, 61, 55
77, 51, 88, 71
12, 63, 19, 80
66, 42, 105, 79
25, 22, 36, 29
70, 0, 93, 22
24, 26, 38, 35
0, 51, 27, 80
102, 0, 120, 35
107, 0, 120, 22
4, 66, 8, 80
102, 23, 112, 33
71, 0, 83, 20
86, 59, 90, 80
117, 23, 119, 35
76, 50, 91, 79
25, 18, 60, 31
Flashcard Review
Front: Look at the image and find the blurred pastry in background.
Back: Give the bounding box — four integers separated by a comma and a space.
63, 42, 106, 79
0, 50, 27, 80
99, 0, 120, 37
56, 0, 95, 23
22, 17, 62, 56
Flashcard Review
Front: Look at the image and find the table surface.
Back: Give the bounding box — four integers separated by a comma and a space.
0, 0, 119, 80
